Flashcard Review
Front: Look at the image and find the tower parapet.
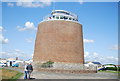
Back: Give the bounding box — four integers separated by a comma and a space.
43, 10, 78, 22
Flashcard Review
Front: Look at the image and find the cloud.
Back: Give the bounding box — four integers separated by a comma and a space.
16, 2, 51, 8
31, 53, 34, 59
84, 51, 89, 58
109, 45, 118, 50
84, 39, 94, 43
105, 56, 118, 62
85, 52, 99, 61
14, 49, 21, 53
8, 3, 14, 7
78, 0, 84, 4
0, 51, 10, 58
0, 34, 9, 44
0, 26, 5, 32
0, 52, 8, 55
17, 21, 37, 31
7, 0, 52, 8
1, 49, 33, 60
0, 26, 9, 44
0, 26, 3, 32
26, 38, 34, 43
84, 52, 118, 65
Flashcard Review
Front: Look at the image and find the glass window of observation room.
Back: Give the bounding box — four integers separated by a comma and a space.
53, 16, 55, 18
56, 16, 59, 19
60, 16, 64, 19
69, 18, 71, 20
64, 16, 68, 20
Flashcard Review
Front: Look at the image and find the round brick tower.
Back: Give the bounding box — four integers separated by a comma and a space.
33, 10, 84, 64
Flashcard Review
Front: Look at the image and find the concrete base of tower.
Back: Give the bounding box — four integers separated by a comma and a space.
33, 62, 97, 74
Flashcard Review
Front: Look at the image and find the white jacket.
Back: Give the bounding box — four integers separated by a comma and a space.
24, 65, 28, 71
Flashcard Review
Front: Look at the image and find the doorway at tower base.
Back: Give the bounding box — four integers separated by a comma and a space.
33, 62, 97, 74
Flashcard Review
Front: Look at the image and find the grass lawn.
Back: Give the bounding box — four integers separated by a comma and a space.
0, 68, 23, 81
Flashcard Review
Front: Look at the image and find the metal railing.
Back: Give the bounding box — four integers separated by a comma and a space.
43, 14, 78, 22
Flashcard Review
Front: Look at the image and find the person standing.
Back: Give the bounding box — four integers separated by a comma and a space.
24, 63, 28, 79
26, 63, 33, 79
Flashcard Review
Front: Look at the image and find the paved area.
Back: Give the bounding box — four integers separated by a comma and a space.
2, 67, 118, 79
20, 70, 118, 79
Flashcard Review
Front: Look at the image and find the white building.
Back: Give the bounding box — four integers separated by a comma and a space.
0, 59, 7, 63
6, 58, 16, 66
85, 61, 102, 68
6, 58, 24, 66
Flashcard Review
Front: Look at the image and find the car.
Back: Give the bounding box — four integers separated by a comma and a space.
12, 63, 19, 67
0, 63, 6, 67
98, 67, 106, 71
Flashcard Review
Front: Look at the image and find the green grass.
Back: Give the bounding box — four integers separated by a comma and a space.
98, 70, 120, 73
9, 72, 23, 81
0, 68, 23, 81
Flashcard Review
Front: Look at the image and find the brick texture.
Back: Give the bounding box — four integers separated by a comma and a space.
33, 20, 84, 64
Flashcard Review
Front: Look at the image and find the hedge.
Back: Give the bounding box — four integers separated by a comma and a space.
106, 67, 120, 71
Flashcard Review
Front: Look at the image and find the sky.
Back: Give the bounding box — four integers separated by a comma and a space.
0, 1, 118, 65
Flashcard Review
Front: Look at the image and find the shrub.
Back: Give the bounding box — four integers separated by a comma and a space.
41, 61, 54, 68
106, 67, 120, 71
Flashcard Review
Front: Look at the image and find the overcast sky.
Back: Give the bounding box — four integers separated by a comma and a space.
0, 1, 118, 64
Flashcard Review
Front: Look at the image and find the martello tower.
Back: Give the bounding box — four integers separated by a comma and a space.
33, 10, 84, 64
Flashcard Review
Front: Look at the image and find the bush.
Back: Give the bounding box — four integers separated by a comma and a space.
41, 61, 54, 68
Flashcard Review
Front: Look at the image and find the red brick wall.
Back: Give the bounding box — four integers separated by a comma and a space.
33, 20, 84, 64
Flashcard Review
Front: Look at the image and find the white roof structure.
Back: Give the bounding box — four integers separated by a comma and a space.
51, 10, 70, 14
43, 10, 78, 22
7, 58, 15, 61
